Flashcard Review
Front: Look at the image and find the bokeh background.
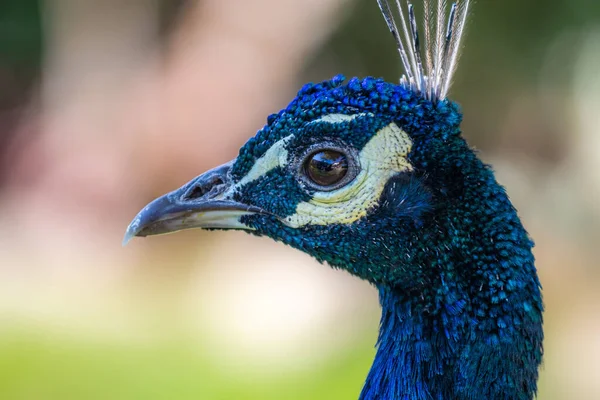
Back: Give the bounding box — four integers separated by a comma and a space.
0, 0, 599, 399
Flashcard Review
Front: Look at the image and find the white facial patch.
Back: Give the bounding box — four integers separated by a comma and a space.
283, 122, 412, 228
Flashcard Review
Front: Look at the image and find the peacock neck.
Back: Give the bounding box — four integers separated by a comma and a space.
358, 167, 545, 400
360, 286, 460, 400
361, 284, 544, 400
357, 152, 544, 399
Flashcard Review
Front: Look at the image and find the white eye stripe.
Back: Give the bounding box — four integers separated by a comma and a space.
230, 113, 372, 193
228, 112, 368, 193
308, 113, 372, 125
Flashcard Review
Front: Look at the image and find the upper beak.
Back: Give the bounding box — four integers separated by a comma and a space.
123, 160, 267, 245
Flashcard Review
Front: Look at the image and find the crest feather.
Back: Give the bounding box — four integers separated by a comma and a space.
376, 0, 471, 101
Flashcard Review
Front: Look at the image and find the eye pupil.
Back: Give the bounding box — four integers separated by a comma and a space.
305, 150, 348, 187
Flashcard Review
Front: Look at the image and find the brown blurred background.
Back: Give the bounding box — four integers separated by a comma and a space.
0, 0, 598, 399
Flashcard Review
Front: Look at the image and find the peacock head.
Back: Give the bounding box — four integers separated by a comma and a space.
124, 74, 471, 290
125, 2, 544, 397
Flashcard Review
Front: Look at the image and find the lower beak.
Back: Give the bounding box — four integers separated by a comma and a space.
123, 161, 266, 245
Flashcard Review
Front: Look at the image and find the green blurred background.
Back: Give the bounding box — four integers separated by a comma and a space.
0, 0, 599, 399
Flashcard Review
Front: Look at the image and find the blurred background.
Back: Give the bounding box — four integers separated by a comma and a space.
0, 0, 598, 399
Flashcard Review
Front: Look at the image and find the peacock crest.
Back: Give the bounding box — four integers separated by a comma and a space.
377, 0, 470, 101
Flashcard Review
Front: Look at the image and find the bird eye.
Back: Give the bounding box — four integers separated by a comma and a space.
304, 150, 348, 187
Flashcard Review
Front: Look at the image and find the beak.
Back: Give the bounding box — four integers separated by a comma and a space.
123, 160, 266, 245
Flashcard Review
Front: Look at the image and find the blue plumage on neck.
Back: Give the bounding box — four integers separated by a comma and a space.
361, 286, 457, 400
359, 168, 544, 399
363, 274, 542, 400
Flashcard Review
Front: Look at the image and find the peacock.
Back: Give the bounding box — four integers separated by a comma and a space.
124, 1, 544, 399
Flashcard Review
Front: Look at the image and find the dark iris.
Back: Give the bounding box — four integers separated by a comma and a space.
305, 150, 348, 187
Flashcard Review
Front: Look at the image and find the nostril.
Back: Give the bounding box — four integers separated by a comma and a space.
183, 176, 225, 201
185, 186, 207, 200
